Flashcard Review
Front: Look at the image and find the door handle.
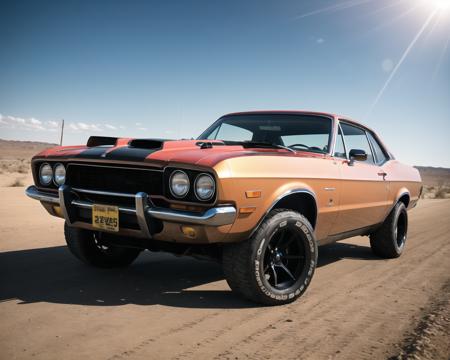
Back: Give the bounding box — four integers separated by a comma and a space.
377, 171, 387, 179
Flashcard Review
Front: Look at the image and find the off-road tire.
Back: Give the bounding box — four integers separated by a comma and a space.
370, 202, 408, 258
64, 223, 141, 268
223, 209, 318, 305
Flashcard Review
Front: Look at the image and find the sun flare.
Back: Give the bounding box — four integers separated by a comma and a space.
427, 0, 450, 11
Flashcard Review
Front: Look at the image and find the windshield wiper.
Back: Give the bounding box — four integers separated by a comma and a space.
240, 141, 296, 153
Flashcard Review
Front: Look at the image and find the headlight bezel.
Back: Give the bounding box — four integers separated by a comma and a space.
53, 163, 66, 186
194, 173, 216, 201
165, 168, 217, 203
39, 163, 53, 186
169, 170, 191, 199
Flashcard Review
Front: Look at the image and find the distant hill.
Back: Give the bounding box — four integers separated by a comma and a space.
415, 166, 450, 187
0, 139, 58, 160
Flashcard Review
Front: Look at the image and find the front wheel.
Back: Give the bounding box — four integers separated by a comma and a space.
64, 223, 141, 268
223, 209, 317, 305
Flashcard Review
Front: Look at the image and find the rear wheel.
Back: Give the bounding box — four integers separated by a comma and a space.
370, 202, 408, 258
64, 223, 141, 268
223, 209, 317, 305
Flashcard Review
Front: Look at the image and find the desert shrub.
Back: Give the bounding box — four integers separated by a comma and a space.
9, 178, 25, 187
420, 186, 433, 199
434, 186, 449, 199
17, 165, 29, 174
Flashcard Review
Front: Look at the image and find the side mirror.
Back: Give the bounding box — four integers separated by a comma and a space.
348, 149, 367, 165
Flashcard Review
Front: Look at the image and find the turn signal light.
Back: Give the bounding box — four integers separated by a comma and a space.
239, 207, 256, 214
181, 226, 197, 238
245, 190, 261, 198
53, 206, 63, 218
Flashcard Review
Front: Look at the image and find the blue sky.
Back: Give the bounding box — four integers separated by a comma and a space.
1, 0, 449, 167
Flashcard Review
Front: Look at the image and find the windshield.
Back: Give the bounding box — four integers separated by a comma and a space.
198, 114, 332, 154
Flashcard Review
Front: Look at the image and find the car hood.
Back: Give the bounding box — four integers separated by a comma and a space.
34, 137, 324, 168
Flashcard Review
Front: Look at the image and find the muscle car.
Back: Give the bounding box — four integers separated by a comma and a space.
26, 111, 422, 305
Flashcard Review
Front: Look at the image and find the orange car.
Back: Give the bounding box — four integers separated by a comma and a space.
26, 111, 422, 305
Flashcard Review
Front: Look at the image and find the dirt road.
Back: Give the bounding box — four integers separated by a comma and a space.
1, 188, 449, 360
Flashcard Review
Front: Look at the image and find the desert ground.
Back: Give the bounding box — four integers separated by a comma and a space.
0, 140, 449, 360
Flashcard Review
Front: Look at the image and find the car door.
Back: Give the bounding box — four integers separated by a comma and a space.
330, 122, 389, 235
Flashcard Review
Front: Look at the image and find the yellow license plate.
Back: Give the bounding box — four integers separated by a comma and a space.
92, 204, 119, 232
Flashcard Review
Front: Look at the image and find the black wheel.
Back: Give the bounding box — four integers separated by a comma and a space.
223, 209, 317, 305
370, 202, 408, 258
64, 223, 141, 268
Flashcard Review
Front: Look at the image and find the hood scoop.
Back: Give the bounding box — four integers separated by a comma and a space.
87, 136, 118, 147
196, 141, 225, 149
128, 138, 167, 149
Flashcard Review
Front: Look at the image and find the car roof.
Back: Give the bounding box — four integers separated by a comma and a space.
223, 110, 338, 118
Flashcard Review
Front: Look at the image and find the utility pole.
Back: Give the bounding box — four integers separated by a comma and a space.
60, 119, 65, 145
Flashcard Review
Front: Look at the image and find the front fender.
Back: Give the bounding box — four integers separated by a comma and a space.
218, 177, 317, 241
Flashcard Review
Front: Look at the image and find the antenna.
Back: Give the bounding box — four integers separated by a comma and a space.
60, 119, 65, 145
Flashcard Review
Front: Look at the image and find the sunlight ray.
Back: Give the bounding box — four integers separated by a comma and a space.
362, 0, 407, 18
365, 10, 439, 118
363, 4, 422, 36
295, 0, 374, 19
432, 30, 450, 80
423, 11, 444, 42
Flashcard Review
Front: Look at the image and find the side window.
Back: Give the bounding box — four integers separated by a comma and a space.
210, 123, 253, 141
340, 123, 374, 164
367, 132, 388, 165
334, 126, 346, 158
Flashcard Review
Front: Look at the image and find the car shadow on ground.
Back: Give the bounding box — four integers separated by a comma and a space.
317, 242, 380, 267
0, 241, 380, 309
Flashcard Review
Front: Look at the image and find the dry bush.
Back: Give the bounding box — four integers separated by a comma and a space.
421, 186, 434, 199
9, 178, 25, 187
434, 185, 449, 199
17, 165, 29, 174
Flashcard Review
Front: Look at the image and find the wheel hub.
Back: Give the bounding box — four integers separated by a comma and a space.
272, 250, 283, 264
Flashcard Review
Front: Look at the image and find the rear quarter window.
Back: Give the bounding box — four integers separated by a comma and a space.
367, 132, 388, 165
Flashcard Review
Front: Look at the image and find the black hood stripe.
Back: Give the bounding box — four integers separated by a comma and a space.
101, 146, 161, 162
74, 142, 164, 162
74, 147, 110, 159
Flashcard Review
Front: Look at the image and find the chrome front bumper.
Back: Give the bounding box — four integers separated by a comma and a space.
25, 185, 236, 240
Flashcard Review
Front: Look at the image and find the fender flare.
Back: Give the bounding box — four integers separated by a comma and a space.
250, 187, 318, 237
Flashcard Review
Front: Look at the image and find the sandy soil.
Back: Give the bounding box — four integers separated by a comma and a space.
0, 187, 449, 360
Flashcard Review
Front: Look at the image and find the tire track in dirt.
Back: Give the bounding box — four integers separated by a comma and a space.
105, 312, 221, 360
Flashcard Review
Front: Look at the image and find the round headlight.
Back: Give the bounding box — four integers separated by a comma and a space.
39, 163, 53, 186
170, 170, 190, 198
195, 173, 215, 201
54, 163, 66, 186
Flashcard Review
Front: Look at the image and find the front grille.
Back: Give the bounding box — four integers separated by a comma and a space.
66, 163, 163, 196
